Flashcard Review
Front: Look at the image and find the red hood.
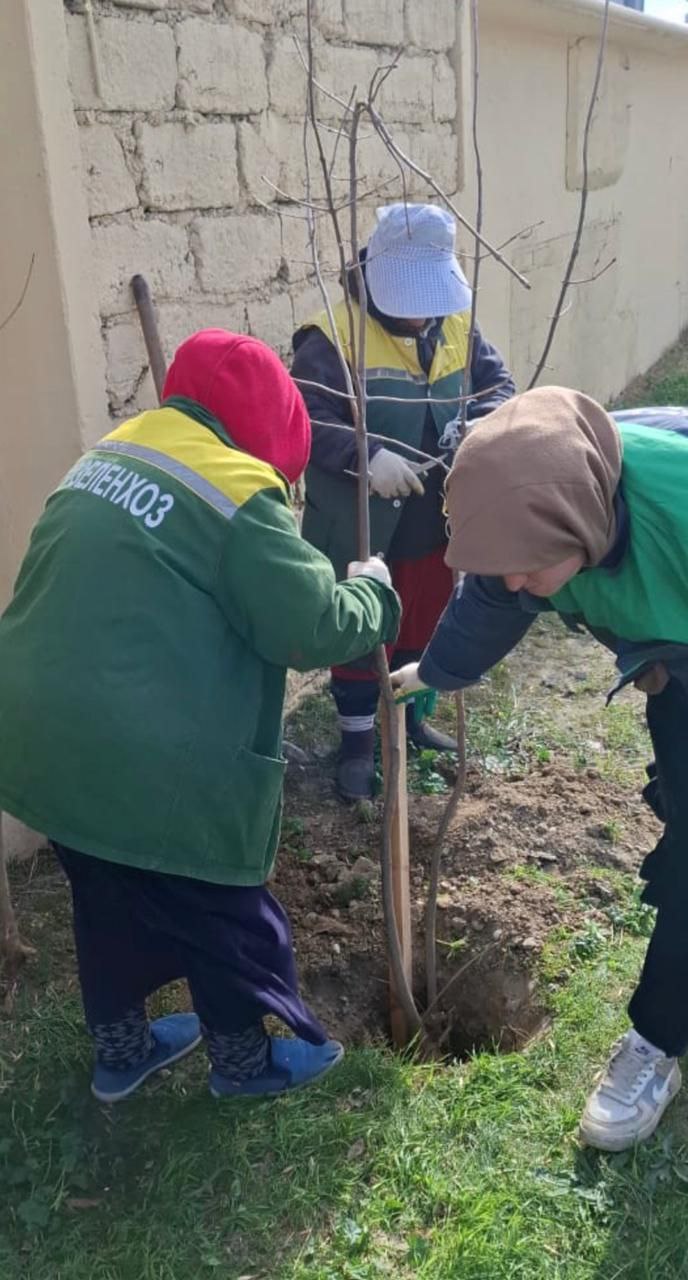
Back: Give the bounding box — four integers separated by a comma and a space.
162, 329, 311, 485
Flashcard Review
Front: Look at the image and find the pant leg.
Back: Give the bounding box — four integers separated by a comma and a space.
55, 844, 183, 1028
629, 903, 688, 1056
330, 674, 379, 757
129, 873, 328, 1046
627, 680, 688, 1055
330, 674, 379, 723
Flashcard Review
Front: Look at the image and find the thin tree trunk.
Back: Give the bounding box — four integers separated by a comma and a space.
0, 815, 34, 972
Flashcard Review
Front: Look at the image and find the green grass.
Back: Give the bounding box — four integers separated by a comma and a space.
615, 371, 688, 410
286, 690, 338, 753
612, 328, 688, 411
3, 934, 688, 1280
437, 623, 650, 789
640, 372, 688, 405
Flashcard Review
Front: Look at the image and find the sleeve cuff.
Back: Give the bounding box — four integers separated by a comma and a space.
418, 650, 476, 692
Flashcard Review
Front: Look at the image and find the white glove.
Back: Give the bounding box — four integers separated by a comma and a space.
368, 448, 424, 499
391, 662, 428, 700
347, 556, 392, 588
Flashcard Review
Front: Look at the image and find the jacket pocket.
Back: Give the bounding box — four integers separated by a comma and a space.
221, 746, 286, 881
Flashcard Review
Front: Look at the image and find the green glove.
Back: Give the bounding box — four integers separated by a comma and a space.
396, 687, 438, 717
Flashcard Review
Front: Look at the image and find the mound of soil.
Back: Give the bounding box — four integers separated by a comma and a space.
274, 756, 660, 1054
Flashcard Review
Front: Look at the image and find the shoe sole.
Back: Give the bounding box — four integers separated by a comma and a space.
579, 1069, 682, 1152
209, 1041, 345, 1100
91, 1034, 203, 1104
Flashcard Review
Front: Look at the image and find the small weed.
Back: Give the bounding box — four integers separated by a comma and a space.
507, 864, 551, 888
332, 875, 370, 906
407, 748, 450, 795
505, 864, 574, 911
293, 846, 314, 862
605, 888, 656, 938
599, 818, 622, 844
463, 662, 530, 773
280, 815, 313, 862
438, 936, 469, 957
282, 816, 305, 841
569, 920, 607, 962
552, 882, 576, 909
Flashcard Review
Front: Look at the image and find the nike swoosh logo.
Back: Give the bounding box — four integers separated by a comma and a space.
652, 1080, 671, 1105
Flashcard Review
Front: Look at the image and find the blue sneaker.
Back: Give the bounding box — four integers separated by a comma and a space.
91, 1013, 202, 1103
209, 1035, 344, 1099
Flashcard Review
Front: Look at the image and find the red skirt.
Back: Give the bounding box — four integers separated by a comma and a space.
332, 546, 453, 681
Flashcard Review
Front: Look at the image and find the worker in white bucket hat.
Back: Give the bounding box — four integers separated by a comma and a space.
365, 202, 472, 319
292, 202, 515, 800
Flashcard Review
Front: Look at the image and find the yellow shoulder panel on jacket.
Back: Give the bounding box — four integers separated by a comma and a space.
103, 408, 288, 510
307, 302, 471, 383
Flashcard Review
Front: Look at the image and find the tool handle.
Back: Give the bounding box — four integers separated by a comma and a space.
131, 274, 167, 404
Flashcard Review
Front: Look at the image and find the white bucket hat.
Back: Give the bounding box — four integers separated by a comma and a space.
365, 203, 472, 319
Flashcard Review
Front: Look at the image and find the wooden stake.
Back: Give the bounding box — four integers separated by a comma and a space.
380, 698, 413, 1047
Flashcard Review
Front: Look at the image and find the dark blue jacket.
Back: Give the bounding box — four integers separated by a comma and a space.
292, 319, 515, 478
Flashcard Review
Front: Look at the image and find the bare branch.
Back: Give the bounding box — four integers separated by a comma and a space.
545, 301, 573, 322
495, 219, 544, 254
302, 4, 423, 1041
0, 249, 40, 991
254, 195, 320, 220
328, 87, 356, 181
319, 121, 375, 142
460, 0, 484, 437
298, 5, 543, 1045
309, 420, 451, 470
425, 0, 482, 1009
294, 35, 354, 115
261, 173, 399, 211
527, 0, 611, 388
367, 106, 531, 290
347, 103, 422, 1038
463, 219, 545, 262
369, 49, 403, 105
425, 689, 468, 1008
569, 256, 616, 286
0, 818, 35, 998
302, 11, 358, 412
293, 375, 514, 406
0, 254, 35, 335
295, 28, 529, 290
348, 103, 372, 561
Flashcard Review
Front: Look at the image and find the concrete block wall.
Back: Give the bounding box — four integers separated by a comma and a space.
64, 0, 459, 419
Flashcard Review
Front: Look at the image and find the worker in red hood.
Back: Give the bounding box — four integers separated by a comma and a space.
0, 329, 400, 1103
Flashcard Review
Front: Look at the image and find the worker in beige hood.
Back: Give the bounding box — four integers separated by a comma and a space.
393, 386, 688, 1153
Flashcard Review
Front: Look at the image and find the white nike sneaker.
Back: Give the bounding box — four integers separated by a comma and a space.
580, 1029, 682, 1152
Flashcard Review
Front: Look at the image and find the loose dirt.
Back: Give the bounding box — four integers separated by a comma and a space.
275, 747, 660, 1054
